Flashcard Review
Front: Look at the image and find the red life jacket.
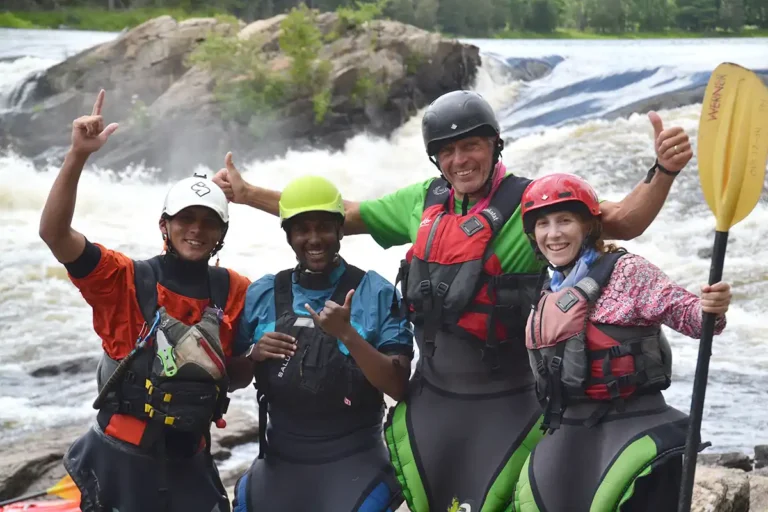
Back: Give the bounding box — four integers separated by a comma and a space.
526, 251, 673, 431
398, 175, 544, 368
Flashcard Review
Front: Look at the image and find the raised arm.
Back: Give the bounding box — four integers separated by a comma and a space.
212, 152, 370, 235
39, 90, 119, 262
601, 112, 693, 240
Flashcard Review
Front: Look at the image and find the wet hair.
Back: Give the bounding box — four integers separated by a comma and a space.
583, 216, 622, 254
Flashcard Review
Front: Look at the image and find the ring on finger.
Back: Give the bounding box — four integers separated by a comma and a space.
674, 145, 679, 154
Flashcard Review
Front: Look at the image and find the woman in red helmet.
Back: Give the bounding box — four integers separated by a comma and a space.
514, 173, 732, 512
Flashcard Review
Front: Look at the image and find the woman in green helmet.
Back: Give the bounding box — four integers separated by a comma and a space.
230, 175, 414, 512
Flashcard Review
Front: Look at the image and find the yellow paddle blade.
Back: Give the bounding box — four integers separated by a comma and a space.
47, 474, 81, 502
698, 62, 768, 232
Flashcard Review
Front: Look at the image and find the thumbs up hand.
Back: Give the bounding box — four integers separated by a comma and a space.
649, 111, 692, 173
212, 152, 249, 204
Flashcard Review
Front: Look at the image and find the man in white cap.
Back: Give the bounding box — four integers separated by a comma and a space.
39, 90, 251, 512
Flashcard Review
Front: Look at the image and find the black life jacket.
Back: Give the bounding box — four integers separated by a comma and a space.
95, 255, 231, 450
526, 251, 673, 431
255, 264, 383, 459
398, 175, 544, 369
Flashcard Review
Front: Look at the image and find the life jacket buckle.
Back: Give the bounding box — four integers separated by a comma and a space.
419, 280, 432, 296
549, 355, 563, 373
605, 379, 621, 399
435, 281, 449, 297
608, 345, 628, 358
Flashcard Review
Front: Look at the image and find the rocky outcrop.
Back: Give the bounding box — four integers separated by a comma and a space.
28, 354, 100, 378
756, 445, 768, 469
752, 473, 768, 512
693, 447, 768, 512
0, 408, 258, 503
699, 452, 755, 472
0, 13, 480, 178
0, 16, 240, 167
692, 466, 751, 512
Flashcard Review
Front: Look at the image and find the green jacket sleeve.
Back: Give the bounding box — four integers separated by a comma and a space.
358, 180, 430, 249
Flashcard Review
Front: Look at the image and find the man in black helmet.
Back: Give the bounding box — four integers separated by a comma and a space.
213, 89, 693, 512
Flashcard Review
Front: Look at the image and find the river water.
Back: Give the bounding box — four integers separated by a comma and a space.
1, 28, 767, 457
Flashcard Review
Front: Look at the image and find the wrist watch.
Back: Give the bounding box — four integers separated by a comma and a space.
644, 159, 681, 183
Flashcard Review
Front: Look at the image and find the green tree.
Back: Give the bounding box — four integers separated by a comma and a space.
523, 0, 559, 31
744, 0, 768, 27
718, 0, 745, 30
561, 0, 589, 30
587, 0, 629, 32
386, 0, 415, 25
629, 0, 671, 31
413, 0, 439, 29
675, 0, 718, 30
437, 0, 470, 34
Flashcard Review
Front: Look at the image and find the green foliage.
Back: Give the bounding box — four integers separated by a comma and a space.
188, 2, 335, 131
280, 4, 334, 123
3, 0, 766, 44
188, 29, 285, 126
0, 12, 37, 28
312, 88, 332, 123
2, 7, 225, 31
280, 4, 325, 92
524, 0, 560, 32
337, 0, 389, 30
404, 51, 426, 74
351, 69, 388, 106
675, 0, 719, 31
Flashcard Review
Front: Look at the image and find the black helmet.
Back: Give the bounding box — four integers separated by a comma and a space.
422, 90, 501, 156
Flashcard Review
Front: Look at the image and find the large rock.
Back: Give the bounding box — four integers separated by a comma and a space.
755, 445, 768, 469
0, 423, 86, 502
692, 466, 751, 512
1, 16, 239, 167
209, 408, 259, 455
699, 452, 754, 472
751, 473, 768, 512
1, 13, 480, 178
28, 354, 100, 378
0, 407, 257, 503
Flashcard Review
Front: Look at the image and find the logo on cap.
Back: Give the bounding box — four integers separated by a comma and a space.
191, 181, 211, 197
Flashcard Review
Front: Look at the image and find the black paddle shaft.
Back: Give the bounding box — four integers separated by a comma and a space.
0, 489, 47, 507
678, 230, 729, 512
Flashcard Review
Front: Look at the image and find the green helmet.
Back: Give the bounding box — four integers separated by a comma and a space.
279, 175, 345, 226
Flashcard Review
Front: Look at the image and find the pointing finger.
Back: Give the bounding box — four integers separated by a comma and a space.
92, 89, 105, 116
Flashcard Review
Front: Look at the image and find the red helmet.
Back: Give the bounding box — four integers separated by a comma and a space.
521, 173, 600, 233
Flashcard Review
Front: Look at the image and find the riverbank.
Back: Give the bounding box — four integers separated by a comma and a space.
491, 27, 768, 39
0, 8, 228, 32
2, 9, 767, 39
